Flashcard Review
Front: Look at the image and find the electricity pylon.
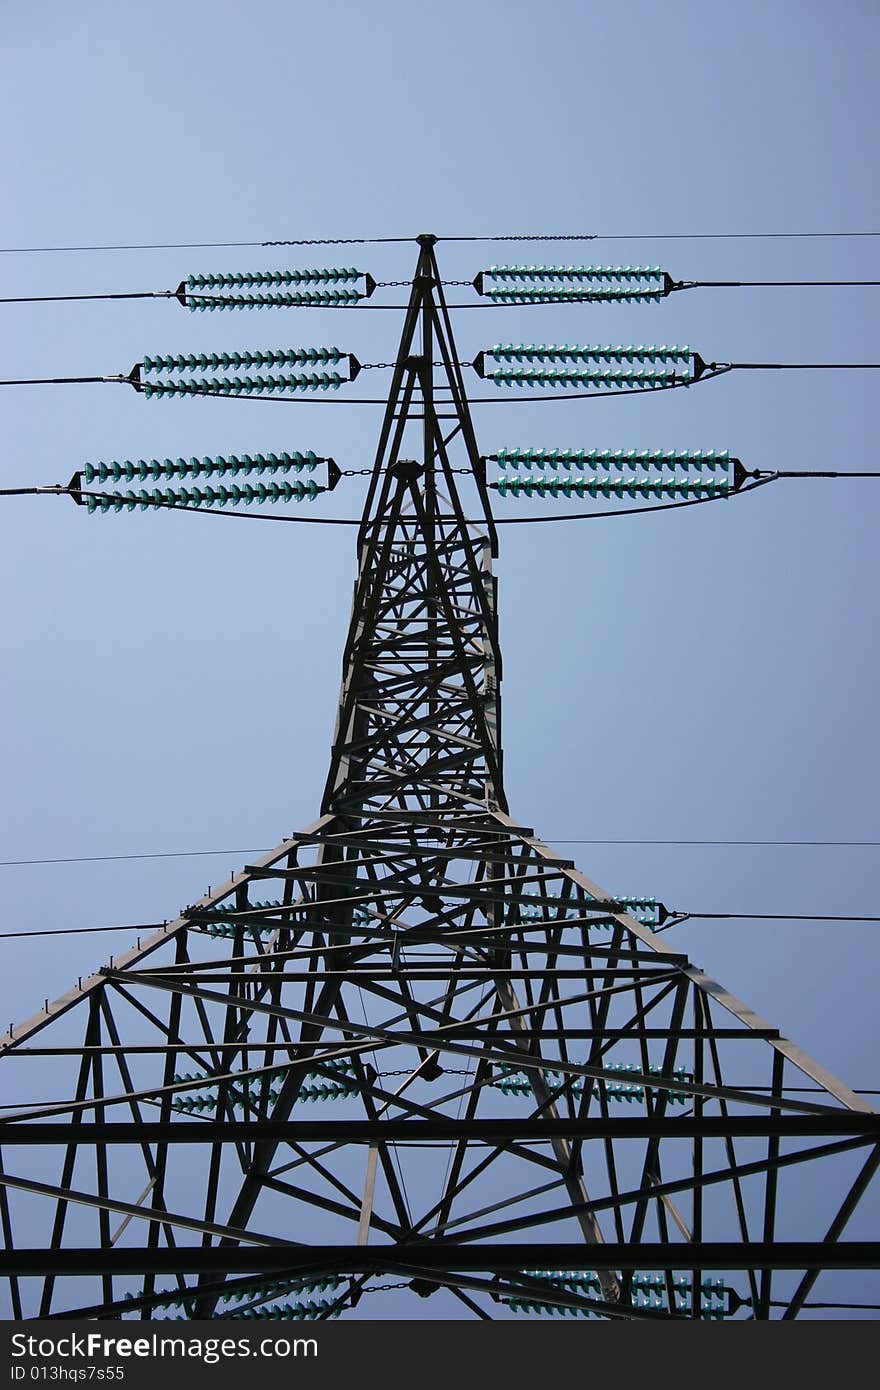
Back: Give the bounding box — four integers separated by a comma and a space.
1, 236, 878, 1323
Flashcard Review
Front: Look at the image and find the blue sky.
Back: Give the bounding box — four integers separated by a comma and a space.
1, 0, 878, 1315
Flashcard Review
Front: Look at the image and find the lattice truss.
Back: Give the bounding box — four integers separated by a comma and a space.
1, 239, 877, 1323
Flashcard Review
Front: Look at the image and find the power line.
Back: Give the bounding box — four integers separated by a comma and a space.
2, 837, 876, 869
0, 377, 395, 400
3, 910, 880, 942
468, 363, 880, 405
679, 279, 880, 289
0, 375, 118, 387
0, 291, 173, 305
0, 923, 167, 939
596, 230, 880, 242
0, 288, 454, 307
489, 480, 772, 524
0, 485, 364, 524
768, 1302, 880, 1311
5, 362, 880, 406
726, 361, 880, 371
1, 229, 879, 255
0, 241, 271, 255
0, 296, 533, 313
0, 850, 265, 867
488, 471, 880, 524
559, 839, 880, 847
0, 240, 268, 254
0, 477, 769, 525
6, 468, 880, 528
4, 278, 879, 308
0, 237, 415, 255
446, 230, 880, 243
0, 293, 549, 312
675, 913, 880, 924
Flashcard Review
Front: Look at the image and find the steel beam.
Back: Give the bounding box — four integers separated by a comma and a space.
3, 1117, 877, 1144
3, 1243, 879, 1278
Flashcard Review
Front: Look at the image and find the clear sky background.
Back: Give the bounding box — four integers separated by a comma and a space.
1, 0, 878, 1314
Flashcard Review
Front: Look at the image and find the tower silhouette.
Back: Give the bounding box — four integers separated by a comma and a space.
1, 237, 877, 1322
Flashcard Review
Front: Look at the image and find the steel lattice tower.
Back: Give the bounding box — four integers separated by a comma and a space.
1, 237, 878, 1322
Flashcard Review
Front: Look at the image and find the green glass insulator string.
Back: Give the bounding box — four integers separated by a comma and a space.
474, 266, 670, 303
82, 453, 322, 485
522, 1272, 726, 1298
614, 895, 665, 923
474, 345, 698, 390
84, 480, 320, 513
503, 1297, 728, 1319
216, 1298, 343, 1321
124, 1276, 345, 1320
484, 367, 688, 389
185, 289, 363, 311
142, 348, 345, 372
494, 1080, 690, 1105
186, 268, 363, 289
482, 344, 693, 364
490, 448, 733, 472
197, 898, 285, 936
141, 372, 349, 398
170, 1060, 358, 1090
502, 1272, 729, 1319
168, 1055, 363, 1113
483, 264, 666, 283
494, 1061, 693, 1104
215, 1276, 344, 1306
518, 894, 667, 928
481, 287, 666, 304
473, 263, 880, 307
169, 1079, 359, 1113
494, 476, 730, 499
